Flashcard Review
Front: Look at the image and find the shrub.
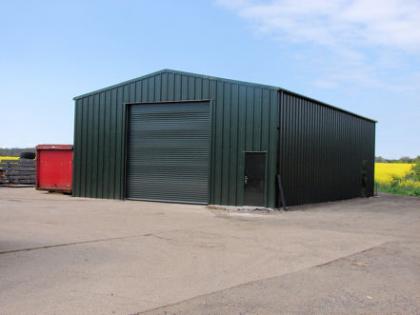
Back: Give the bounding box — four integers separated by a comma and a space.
375, 162, 420, 197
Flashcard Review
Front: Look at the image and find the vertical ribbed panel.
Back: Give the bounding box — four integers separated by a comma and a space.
73, 70, 279, 207
73, 70, 374, 207
279, 92, 375, 206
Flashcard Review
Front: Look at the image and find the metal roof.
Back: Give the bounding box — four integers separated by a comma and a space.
73, 68, 376, 123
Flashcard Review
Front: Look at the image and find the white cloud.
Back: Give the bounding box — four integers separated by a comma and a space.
217, 0, 420, 51
216, 0, 420, 89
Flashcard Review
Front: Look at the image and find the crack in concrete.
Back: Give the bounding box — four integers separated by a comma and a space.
0, 233, 164, 255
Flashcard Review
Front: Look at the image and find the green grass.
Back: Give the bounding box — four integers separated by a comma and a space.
377, 181, 420, 197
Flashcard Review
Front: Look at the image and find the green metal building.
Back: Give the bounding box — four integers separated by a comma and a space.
72, 69, 376, 208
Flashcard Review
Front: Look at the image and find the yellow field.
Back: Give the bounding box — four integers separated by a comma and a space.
0, 156, 20, 162
375, 163, 414, 185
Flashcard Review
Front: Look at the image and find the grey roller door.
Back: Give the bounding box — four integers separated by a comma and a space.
126, 102, 210, 204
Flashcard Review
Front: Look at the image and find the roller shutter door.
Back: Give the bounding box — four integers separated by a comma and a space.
126, 102, 210, 204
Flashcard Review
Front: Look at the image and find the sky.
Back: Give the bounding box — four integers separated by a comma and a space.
0, 0, 419, 159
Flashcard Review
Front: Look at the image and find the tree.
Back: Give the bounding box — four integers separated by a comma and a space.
375, 156, 387, 162
400, 156, 413, 163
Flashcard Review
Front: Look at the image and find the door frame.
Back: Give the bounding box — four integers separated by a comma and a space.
243, 150, 268, 206
122, 100, 213, 204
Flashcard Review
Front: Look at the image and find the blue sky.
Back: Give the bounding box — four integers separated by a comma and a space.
1, 0, 419, 158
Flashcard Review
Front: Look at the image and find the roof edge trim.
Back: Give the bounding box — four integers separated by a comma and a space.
280, 90, 377, 123
73, 68, 376, 123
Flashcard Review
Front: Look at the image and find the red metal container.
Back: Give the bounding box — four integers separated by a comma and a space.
36, 145, 73, 193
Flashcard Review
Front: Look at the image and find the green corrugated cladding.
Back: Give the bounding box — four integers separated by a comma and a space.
278, 91, 376, 206
73, 70, 279, 207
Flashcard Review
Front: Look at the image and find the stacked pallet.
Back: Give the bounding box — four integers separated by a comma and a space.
0, 159, 35, 186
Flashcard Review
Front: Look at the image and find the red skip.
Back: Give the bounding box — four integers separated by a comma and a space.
36, 144, 73, 193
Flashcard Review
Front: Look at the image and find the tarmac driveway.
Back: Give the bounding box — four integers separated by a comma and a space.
0, 188, 419, 314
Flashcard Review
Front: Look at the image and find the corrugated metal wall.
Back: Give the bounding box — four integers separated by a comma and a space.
73, 69, 375, 208
73, 70, 279, 207
278, 91, 376, 206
